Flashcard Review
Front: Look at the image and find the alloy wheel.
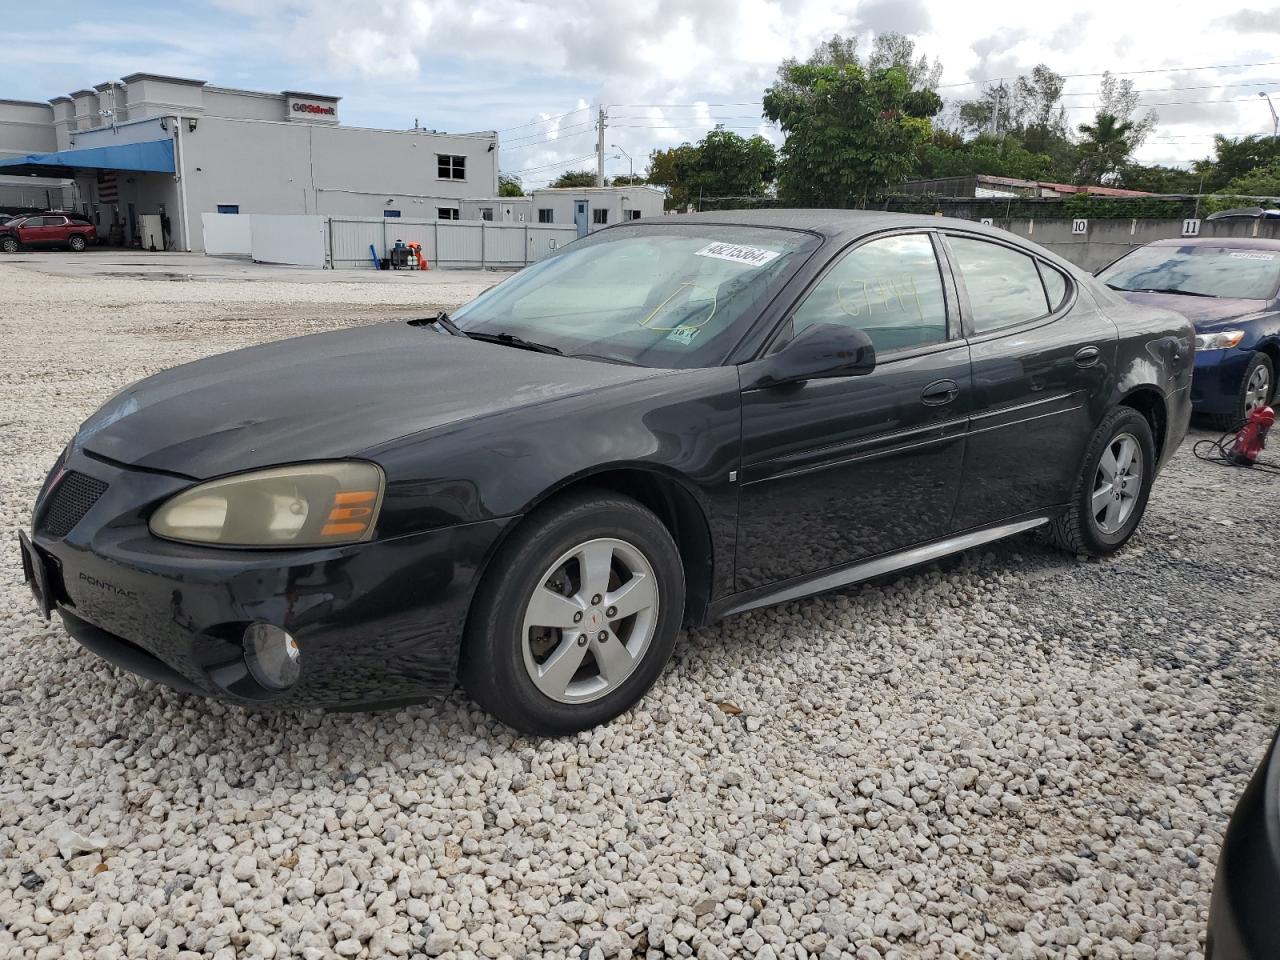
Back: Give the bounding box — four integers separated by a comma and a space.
1092, 432, 1143, 535
521, 537, 659, 704
1245, 363, 1272, 417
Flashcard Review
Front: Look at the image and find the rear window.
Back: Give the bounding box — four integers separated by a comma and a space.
1098, 245, 1280, 299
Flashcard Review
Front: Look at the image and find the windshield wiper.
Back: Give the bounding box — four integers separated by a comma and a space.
1131, 287, 1218, 298
408, 311, 467, 335
466, 331, 564, 355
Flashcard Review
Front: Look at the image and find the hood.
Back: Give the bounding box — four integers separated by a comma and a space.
77, 321, 668, 478
1114, 290, 1271, 330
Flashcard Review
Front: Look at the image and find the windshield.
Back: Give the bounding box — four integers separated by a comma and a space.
1098, 245, 1280, 300
451, 223, 819, 367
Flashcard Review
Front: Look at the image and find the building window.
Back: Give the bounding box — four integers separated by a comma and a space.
383, 209, 401, 218
480, 207, 494, 221
437, 154, 466, 180
216, 204, 239, 214
438, 208, 459, 220
593, 209, 609, 225
537, 208, 554, 224
626, 210, 641, 220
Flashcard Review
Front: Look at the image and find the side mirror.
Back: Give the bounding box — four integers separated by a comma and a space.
751, 322, 876, 388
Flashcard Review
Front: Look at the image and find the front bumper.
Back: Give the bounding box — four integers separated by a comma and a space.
1206, 729, 1280, 959
1192, 348, 1253, 416
23, 450, 513, 710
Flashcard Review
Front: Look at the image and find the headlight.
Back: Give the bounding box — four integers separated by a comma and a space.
1195, 330, 1245, 351
149, 461, 384, 547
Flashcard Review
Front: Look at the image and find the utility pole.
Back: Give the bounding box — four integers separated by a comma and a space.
596, 106, 607, 187
1261, 92, 1278, 137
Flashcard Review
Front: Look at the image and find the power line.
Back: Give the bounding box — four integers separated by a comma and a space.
493, 106, 591, 135
501, 153, 599, 176
938, 57, 1280, 90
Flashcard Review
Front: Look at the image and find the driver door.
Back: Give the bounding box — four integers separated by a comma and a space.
735, 231, 972, 593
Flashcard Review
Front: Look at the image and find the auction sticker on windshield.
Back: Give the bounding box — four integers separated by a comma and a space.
1229, 251, 1276, 261
695, 242, 781, 268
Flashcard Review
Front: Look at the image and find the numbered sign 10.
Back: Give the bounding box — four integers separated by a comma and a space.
1071, 219, 1088, 235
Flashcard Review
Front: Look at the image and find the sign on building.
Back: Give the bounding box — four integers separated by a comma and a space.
1071, 219, 1089, 235
1182, 218, 1201, 237
979, 217, 994, 226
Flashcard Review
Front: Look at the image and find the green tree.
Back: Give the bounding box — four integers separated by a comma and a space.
916, 131, 1056, 182
647, 127, 776, 210
1223, 161, 1280, 198
1076, 113, 1137, 185
549, 169, 598, 188
498, 173, 524, 197
1116, 163, 1204, 194
763, 57, 941, 205
610, 174, 648, 186
1195, 135, 1280, 191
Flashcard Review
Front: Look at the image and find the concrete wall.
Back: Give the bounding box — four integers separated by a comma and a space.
971, 217, 1280, 272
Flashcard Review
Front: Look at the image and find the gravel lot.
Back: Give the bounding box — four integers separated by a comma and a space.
1, 256, 1278, 960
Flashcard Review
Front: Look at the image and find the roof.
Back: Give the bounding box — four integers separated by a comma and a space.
281, 91, 342, 102
660, 208, 1012, 240
0, 139, 175, 177
1144, 236, 1280, 249
119, 73, 207, 87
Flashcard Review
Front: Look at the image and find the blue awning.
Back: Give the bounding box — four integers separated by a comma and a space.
0, 139, 175, 177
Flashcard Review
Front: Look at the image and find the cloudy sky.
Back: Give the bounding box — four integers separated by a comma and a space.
7, 0, 1280, 185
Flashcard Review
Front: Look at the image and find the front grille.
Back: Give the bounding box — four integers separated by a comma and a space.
39, 470, 109, 538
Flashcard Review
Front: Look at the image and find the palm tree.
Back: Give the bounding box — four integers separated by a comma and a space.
1076, 113, 1136, 185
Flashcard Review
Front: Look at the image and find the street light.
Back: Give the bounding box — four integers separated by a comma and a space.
609, 144, 633, 180
1260, 92, 1278, 137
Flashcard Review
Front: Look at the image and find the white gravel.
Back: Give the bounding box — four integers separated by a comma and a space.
2, 256, 1278, 960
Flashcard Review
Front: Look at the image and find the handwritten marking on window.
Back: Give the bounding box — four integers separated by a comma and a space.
835, 274, 925, 323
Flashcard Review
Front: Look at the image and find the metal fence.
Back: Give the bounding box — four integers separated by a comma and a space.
326, 217, 579, 270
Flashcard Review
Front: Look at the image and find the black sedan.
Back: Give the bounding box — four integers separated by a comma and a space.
1207, 729, 1280, 958
20, 212, 1194, 734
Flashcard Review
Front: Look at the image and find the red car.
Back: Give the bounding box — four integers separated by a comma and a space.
0, 213, 96, 252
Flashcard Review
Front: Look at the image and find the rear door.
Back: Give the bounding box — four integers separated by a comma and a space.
735, 230, 972, 592
940, 232, 1117, 528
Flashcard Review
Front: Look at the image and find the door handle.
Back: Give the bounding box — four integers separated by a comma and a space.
1075, 345, 1101, 367
921, 379, 960, 406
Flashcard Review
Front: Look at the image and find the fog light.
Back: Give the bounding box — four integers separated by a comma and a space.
243, 623, 300, 691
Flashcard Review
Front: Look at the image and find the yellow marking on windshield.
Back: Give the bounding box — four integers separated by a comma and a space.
639, 282, 719, 331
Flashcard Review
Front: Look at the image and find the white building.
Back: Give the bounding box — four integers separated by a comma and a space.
460, 185, 667, 238
0, 74, 500, 252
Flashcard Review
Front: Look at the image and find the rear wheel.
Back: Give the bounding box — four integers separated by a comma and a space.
459, 490, 684, 735
1, 237, 18, 254
1046, 407, 1156, 557
68, 234, 87, 252
1210, 352, 1273, 432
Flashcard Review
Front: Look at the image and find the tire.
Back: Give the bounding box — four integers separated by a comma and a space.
0, 237, 17, 254
459, 489, 685, 736
1046, 406, 1156, 557
1209, 352, 1273, 432
68, 235, 87, 252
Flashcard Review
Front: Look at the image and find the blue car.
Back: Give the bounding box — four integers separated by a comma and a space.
1098, 238, 1280, 429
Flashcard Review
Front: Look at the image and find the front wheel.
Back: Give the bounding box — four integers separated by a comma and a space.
1210, 352, 1274, 432
0, 237, 18, 254
68, 234, 87, 252
459, 490, 685, 735
1046, 407, 1156, 557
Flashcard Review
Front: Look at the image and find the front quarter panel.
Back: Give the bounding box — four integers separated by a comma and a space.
363, 366, 744, 601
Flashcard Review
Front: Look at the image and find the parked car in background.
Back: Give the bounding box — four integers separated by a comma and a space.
1206, 728, 1280, 959
20, 212, 1193, 734
0, 213, 96, 253
1098, 238, 1280, 429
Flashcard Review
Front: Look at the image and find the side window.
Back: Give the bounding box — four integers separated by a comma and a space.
790, 233, 948, 353
948, 237, 1050, 333
1039, 261, 1069, 310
